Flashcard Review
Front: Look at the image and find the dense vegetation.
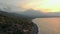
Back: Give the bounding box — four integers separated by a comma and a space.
0, 13, 34, 34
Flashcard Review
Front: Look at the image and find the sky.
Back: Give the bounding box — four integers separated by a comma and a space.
0, 0, 60, 13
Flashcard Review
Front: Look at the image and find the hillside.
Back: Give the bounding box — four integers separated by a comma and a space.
0, 11, 38, 34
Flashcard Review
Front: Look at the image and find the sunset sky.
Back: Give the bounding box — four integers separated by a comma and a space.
0, 0, 60, 13
18, 0, 60, 13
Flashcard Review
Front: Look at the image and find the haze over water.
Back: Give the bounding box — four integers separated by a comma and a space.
32, 18, 60, 34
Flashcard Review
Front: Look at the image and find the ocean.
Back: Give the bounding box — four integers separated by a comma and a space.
32, 18, 60, 34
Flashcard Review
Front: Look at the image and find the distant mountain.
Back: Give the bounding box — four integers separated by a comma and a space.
18, 9, 60, 17
0, 11, 29, 19
19, 9, 46, 17
46, 12, 60, 16
1, 9, 60, 18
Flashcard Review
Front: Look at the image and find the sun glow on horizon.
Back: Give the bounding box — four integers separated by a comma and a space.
17, 0, 60, 13
32, 0, 60, 13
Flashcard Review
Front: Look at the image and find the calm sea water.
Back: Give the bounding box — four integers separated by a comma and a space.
32, 18, 60, 34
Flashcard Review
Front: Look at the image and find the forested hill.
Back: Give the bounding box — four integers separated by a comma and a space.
0, 11, 36, 34
1, 10, 60, 34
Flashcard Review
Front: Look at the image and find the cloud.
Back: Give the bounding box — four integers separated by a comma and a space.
0, 0, 60, 13
0, 0, 42, 13
0, 0, 33, 12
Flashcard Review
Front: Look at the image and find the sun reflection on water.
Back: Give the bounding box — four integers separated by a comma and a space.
33, 18, 60, 34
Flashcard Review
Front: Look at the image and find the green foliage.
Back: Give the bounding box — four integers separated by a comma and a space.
0, 15, 33, 34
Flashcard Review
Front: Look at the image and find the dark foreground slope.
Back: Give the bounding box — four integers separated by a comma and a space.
0, 11, 38, 34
